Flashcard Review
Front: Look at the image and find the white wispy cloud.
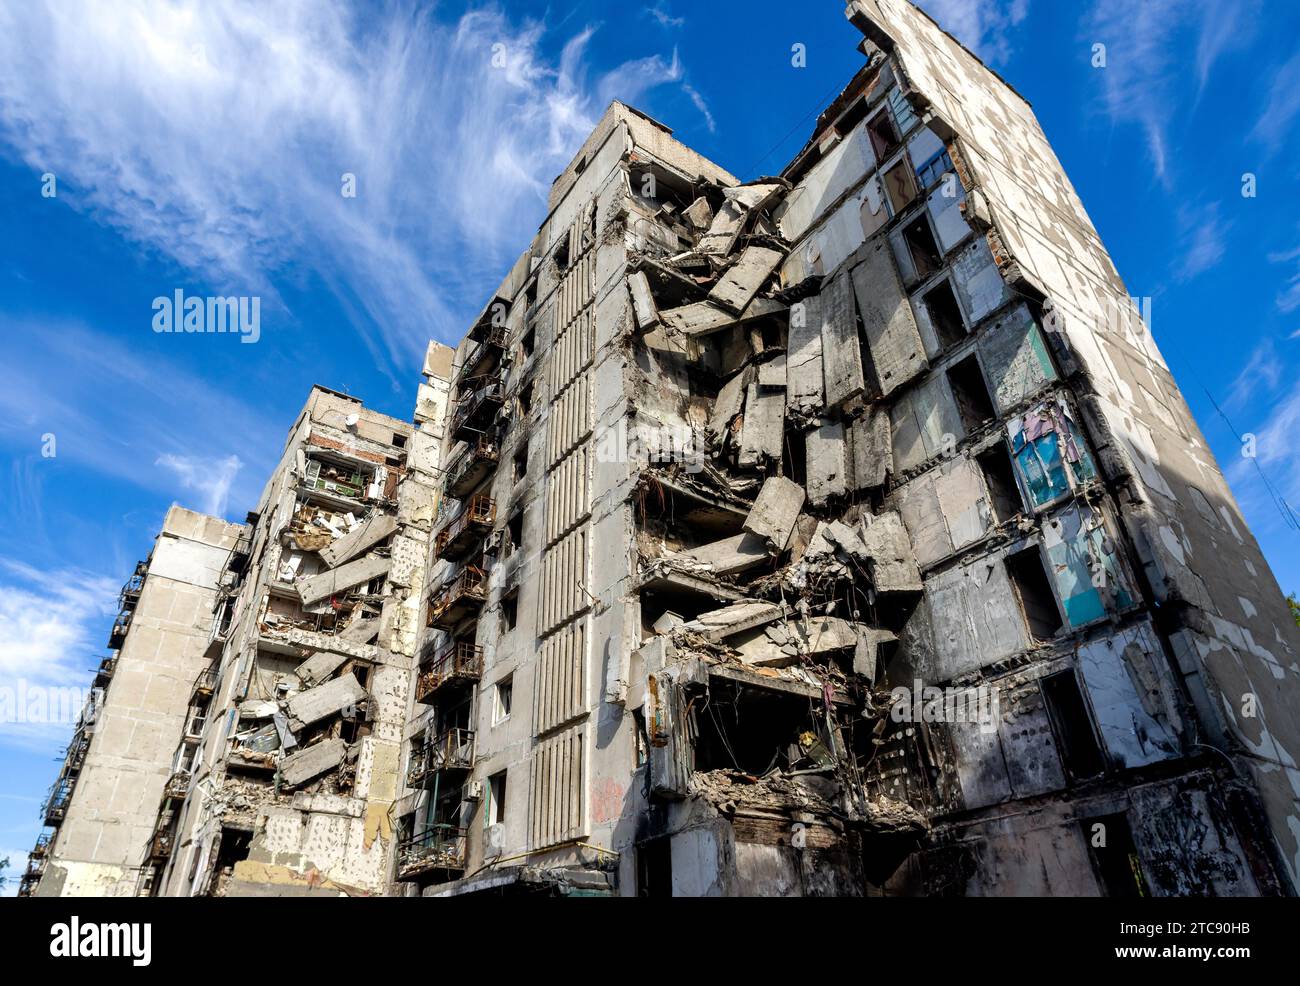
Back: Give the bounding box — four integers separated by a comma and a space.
646, 3, 685, 30
1266, 242, 1300, 322
1174, 206, 1228, 281
1227, 380, 1300, 536
1250, 49, 1300, 152
155, 453, 243, 516
0, 560, 118, 753
0, 2, 705, 380
1084, 0, 1256, 182
917, 0, 1029, 66
1226, 338, 1283, 408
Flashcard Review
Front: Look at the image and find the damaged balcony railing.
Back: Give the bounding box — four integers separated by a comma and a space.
119, 561, 146, 609
42, 779, 72, 826
192, 665, 219, 700
450, 382, 505, 444
94, 654, 117, 686
30, 831, 51, 859
164, 770, 192, 800
426, 566, 488, 629
415, 642, 484, 703
63, 735, 90, 773
433, 494, 496, 562
397, 824, 468, 878
444, 436, 501, 499
149, 813, 177, 860
107, 608, 134, 649
407, 727, 476, 786
455, 326, 509, 388
304, 458, 369, 499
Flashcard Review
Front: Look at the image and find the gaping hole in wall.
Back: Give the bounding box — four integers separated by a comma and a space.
518, 382, 534, 416
693, 679, 832, 775
1082, 812, 1148, 897
513, 442, 528, 483
901, 214, 942, 279
946, 354, 996, 435
977, 445, 1022, 524
637, 836, 673, 897
867, 107, 902, 160
922, 278, 966, 350
553, 236, 570, 272
1041, 669, 1105, 780
1005, 547, 1062, 642
205, 826, 252, 897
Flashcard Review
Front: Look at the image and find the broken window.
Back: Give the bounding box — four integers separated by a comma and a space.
487, 770, 508, 825
521, 326, 535, 359
915, 148, 954, 189
392, 432, 408, 449
1041, 670, 1106, 781
518, 382, 534, 416
1082, 812, 1148, 897
1042, 504, 1134, 626
922, 278, 966, 350
1006, 547, 1062, 641
1007, 398, 1098, 508
632, 706, 649, 769
637, 836, 672, 897
867, 108, 901, 160
900, 214, 942, 279
977, 444, 1022, 524
554, 236, 570, 271
882, 159, 919, 214
493, 676, 513, 724
946, 354, 996, 434
184, 696, 210, 740
204, 826, 252, 897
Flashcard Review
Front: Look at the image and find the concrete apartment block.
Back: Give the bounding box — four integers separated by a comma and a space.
30, 507, 243, 897
24, 0, 1300, 899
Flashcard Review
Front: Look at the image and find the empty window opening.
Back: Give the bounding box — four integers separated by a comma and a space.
632, 706, 649, 769
493, 676, 513, 724
519, 382, 534, 416
867, 110, 902, 160
1083, 813, 1148, 897
637, 837, 673, 897
693, 680, 828, 775
513, 443, 528, 483
521, 326, 536, 359
947, 355, 996, 434
501, 589, 518, 633
882, 160, 919, 214
487, 770, 508, 825
1006, 547, 1062, 641
835, 95, 871, 136
977, 446, 1022, 524
1041, 670, 1106, 781
524, 280, 538, 310
506, 511, 524, 553
392, 432, 408, 449
901, 215, 942, 278
923, 279, 966, 350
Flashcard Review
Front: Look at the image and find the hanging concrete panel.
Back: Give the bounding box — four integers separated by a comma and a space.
319, 513, 398, 569
297, 554, 391, 606
786, 294, 824, 417
743, 475, 806, 550
1077, 621, 1180, 769
847, 406, 892, 490
850, 239, 928, 396
285, 673, 367, 729
737, 383, 784, 468
819, 271, 865, 407
977, 305, 1057, 413
806, 421, 848, 506
707, 246, 784, 314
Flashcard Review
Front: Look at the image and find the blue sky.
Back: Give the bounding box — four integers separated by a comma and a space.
1, 0, 1298, 890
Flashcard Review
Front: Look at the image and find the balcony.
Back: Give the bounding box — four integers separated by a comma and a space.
192, 666, 219, 700
444, 436, 501, 500
407, 728, 476, 786
119, 561, 146, 610
427, 566, 488, 629
24, 853, 46, 879
64, 735, 90, 773
397, 824, 468, 879
304, 459, 370, 500
94, 655, 117, 686
456, 326, 508, 389
164, 771, 192, 800
449, 382, 505, 444
42, 780, 72, 827
467, 294, 510, 343
415, 643, 484, 703
17, 873, 38, 897
30, 832, 51, 859
149, 815, 176, 860
107, 609, 133, 649
433, 494, 496, 562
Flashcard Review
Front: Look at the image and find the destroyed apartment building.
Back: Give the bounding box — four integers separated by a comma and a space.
23, 0, 1300, 897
